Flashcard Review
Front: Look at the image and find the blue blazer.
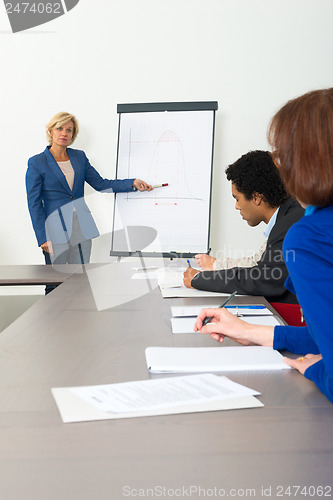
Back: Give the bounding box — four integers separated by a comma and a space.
273, 204, 333, 402
26, 146, 135, 246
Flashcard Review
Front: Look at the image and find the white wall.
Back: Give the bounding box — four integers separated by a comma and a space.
1, 0, 333, 267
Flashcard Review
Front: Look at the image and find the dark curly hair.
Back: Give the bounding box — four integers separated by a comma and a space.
225, 150, 288, 207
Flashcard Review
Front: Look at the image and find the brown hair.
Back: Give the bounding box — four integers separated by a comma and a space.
268, 88, 333, 206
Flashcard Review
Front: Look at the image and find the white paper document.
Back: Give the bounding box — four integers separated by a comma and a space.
236, 315, 281, 326
132, 267, 186, 284
171, 316, 198, 334
171, 314, 281, 334
132, 266, 158, 271
161, 287, 232, 298
70, 373, 260, 413
52, 379, 263, 423
171, 303, 273, 317
145, 346, 291, 373
131, 270, 159, 280
157, 269, 185, 288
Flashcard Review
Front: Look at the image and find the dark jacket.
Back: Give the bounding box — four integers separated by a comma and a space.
191, 198, 304, 303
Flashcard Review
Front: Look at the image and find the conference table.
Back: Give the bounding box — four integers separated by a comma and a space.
0, 264, 81, 286
0, 261, 332, 499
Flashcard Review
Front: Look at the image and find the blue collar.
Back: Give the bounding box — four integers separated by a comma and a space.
305, 205, 317, 216
264, 207, 279, 238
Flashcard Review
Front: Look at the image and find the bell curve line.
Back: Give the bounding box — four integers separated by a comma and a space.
124, 128, 204, 202
141, 129, 203, 201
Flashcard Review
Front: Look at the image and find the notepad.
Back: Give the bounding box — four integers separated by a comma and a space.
171, 314, 281, 334
145, 346, 291, 373
171, 303, 273, 317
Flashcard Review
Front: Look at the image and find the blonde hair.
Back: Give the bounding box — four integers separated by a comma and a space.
46, 112, 79, 145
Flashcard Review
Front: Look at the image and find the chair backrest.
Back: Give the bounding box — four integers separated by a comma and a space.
270, 302, 306, 327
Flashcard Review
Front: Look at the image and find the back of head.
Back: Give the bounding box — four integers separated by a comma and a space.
225, 150, 288, 207
268, 88, 333, 207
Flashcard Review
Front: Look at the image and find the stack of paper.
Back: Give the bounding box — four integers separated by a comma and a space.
169, 302, 281, 333
145, 346, 291, 373
171, 314, 280, 334
52, 373, 263, 423
171, 303, 273, 317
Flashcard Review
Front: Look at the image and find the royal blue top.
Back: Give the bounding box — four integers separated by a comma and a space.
273, 205, 333, 402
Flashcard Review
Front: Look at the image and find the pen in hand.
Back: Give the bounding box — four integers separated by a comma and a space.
202, 290, 238, 327
152, 183, 168, 189
187, 259, 192, 268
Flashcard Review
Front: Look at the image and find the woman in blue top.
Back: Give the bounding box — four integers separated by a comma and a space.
194, 88, 333, 403
26, 112, 152, 269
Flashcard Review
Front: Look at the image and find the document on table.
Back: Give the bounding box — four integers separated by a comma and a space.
145, 346, 291, 373
132, 266, 158, 271
132, 268, 185, 286
131, 270, 160, 280
157, 269, 185, 288
161, 287, 232, 298
171, 314, 281, 334
171, 302, 273, 317
52, 374, 263, 423
70, 373, 260, 413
